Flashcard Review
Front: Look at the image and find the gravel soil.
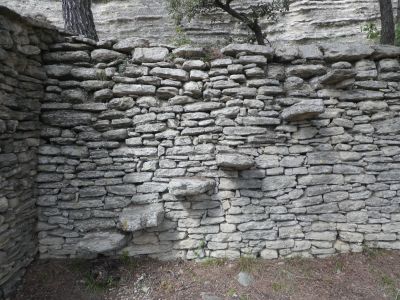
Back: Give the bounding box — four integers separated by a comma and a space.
15, 250, 400, 300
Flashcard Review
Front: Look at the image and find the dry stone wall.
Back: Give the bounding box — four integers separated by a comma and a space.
0, 6, 61, 299
37, 35, 400, 261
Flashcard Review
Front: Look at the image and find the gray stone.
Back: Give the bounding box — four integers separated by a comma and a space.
298, 175, 344, 186
281, 99, 325, 121
113, 37, 149, 52
237, 271, 254, 287
262, 176, 296, 191
113, 84, 156, 96
78, 232, 128, 253
119, 204, 164, 231
216, 153, 254, 170
41, 110, 92, 128
133, 47, 169, 62
221, 43, 273, 58
172, 46, 205, 58
322, 43, 374, 61
43, 51, 90, 63
286, 64, 327, 79
169, 177, 215, 196
150, 67, 188, 81
374, 117, 400, 134
123, 172, 153, 183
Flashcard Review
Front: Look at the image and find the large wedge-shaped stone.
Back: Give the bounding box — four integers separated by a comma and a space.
119, 204, 164, 232
169, 177, 215, 196
216, 153, 254, 170
281, 99, 325, 121
78, 232, 128, 253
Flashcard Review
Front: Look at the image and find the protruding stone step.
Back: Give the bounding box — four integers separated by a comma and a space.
216, 153, 254, 170
281, 99, 325, 121
169, 177, 215, 196
77, 231, 128, 254
119, 204, 164, 232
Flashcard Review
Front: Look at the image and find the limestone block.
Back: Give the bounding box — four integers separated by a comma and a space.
216, 153, 254, 170
119, 204, 164, 232
169, 177, 215, 196
281, 99, 325, 121
78, 232, 128, 253
133, 47, 169, 62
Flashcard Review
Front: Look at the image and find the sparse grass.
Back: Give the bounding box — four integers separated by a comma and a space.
119, 250, 138, 269
84, 272, 117, 293
334, 259, 344, 274
160, 279, 175, 293
272, 282, 287, 292
238, 256, 258, 273
363, 245, 386, 259
201, 257, 228, 267
226, 287, 237, 297
381, 274, 400, 300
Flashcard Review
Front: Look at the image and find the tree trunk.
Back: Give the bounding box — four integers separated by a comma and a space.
62, 0, 98, 41
248, 21, 266, 45
378, 0, 395, 44
397, 0, 400, 23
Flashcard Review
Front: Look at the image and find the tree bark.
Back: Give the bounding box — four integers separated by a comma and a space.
378, 0, 395, 44
214, 0, 266, 45
62, 0, 98, 41
397, 0, 400, 23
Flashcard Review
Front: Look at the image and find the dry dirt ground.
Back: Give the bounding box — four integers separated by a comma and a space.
15, 250, 400, 300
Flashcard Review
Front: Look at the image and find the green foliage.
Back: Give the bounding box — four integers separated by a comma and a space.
170, 26, 192, 46
201, 257, 228, 267
361, 22, 380, 41
166, 0, 291, 44
395, 23, 400, 46
238, 255, 258, 272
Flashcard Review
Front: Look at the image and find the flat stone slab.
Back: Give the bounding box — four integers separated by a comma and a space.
216, 153, 254, 170
119, 204, 164, 232
281, 99, 325, 121
77, 232, 127, 253
169, 177, 215, 196
221, 43, 274, 58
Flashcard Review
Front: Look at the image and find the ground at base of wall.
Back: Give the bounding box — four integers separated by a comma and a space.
15, 251, 400, 300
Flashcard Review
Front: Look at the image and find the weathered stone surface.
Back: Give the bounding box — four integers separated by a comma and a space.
281, 99, 325, 121
78, 232, 128, 253
91, 49, 126, 62
262, 176, 296, 191
169, 177, 215, 196
322, 43, 374, 61
113, 84, 156, 96
119, 204, 164, 231
216, 154, 254, 170
113, 37, 149, 52
133, 47, 169, 62
173, 46, 205, 58
374, 118, 400, 134
222, 44, 273, 58
150, 67, 189, 81
41, 110, 92, 127
286, 64, 327, 79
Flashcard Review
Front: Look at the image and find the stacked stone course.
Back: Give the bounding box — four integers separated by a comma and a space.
37, 36, 400, 262
0, 6, 61, 298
